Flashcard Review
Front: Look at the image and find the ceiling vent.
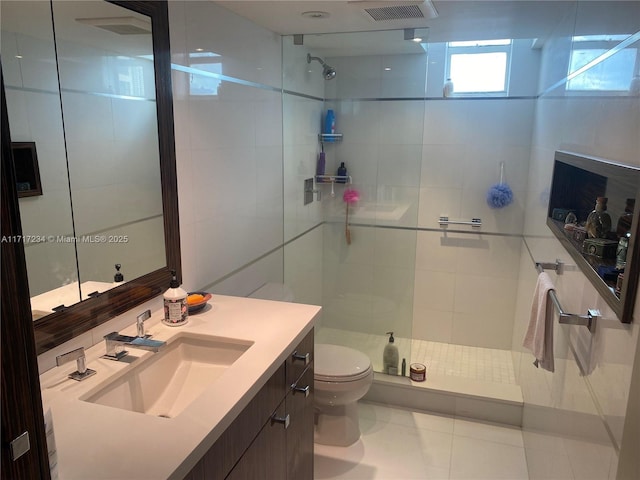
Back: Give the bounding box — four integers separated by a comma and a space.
75, 16, 151, 35
364, 4, 425, 21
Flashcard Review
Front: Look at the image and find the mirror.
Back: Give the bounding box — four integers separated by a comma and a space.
3, 0, 166, 318
1, 0, 180, 353
2, 0, 81, 314
547, 150, 640, 323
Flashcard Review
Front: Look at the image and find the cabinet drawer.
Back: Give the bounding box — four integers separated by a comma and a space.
286, 328, 314, 387
184, 363, 286, 479
287, 365, 314, 479
225, 400, 288, 480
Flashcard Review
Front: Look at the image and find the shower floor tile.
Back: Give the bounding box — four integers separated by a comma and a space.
316, 328, 517, 385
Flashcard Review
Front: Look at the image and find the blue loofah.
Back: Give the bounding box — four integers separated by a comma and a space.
486, 183, 513, 209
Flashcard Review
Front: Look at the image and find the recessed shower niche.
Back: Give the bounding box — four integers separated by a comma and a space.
547, 150, 640, 323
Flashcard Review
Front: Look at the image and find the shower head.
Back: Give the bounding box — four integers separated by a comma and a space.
307, 53, 336, 80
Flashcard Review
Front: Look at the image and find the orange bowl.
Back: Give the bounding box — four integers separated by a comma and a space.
187, 291, 212, 313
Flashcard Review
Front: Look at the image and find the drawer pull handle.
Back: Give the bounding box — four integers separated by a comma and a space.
292, 351, 310, 365
292, 384, 310, 397
272, 413, 290, 429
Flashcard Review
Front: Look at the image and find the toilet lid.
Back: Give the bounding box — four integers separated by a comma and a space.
315, 344, 372, 382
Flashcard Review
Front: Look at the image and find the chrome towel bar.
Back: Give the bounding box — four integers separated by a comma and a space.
535, 261, 598, 333
438, 216, 482, 227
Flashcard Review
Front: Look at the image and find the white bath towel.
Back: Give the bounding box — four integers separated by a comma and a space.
523, 272, 555, 372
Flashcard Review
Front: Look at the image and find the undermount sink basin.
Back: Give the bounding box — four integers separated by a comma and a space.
81, 333, 252, 418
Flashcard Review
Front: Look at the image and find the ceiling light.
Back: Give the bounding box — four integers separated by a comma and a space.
412, 37, 422, 43
384, 67, 391, 71
301, 11, 330, 19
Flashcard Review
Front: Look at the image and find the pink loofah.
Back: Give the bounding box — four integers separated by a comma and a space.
343, 188, 360, 204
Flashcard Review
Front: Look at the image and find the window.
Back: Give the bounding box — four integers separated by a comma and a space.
189, 51, 223, 96
445, 39, 512, 95
567, 35, 637, 92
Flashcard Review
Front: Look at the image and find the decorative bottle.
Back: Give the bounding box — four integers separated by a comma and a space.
616, 198, 635, 237
586, 197, 612, 239
616, 233, 630, 270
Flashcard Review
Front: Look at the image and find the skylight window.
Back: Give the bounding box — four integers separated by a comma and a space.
445, 39, 512, 95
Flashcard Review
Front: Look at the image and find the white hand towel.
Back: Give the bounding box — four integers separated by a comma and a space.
523, 272, 555, 372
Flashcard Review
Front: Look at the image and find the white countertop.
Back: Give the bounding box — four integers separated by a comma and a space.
40, 294, 320, 480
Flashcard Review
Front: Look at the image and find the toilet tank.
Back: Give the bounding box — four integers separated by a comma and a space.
248, 282, 294, 303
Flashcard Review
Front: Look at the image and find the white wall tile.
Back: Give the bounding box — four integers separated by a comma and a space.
179, 1, 281, 88
412, 307, 454, 343
414, 270, 456, 313
516, 12, 640, 470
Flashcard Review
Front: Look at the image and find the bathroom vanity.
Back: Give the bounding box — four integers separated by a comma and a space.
39, 295, 319, 479
185, 326, 314, 479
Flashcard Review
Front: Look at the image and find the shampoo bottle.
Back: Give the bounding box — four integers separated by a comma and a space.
337, 162, 348, 183
324, 109, 336, 135
383, 332, 399, 375
316, 151, 326, 179
163, 270, 188, 326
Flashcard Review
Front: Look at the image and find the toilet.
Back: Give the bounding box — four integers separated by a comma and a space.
314, 343, 373, 446
248, 283, 373, 447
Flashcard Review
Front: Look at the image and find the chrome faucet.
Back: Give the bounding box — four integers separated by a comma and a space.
137, 309, 152, 338
103, 312, 165, 360
103, 308, 166, 360
103, 332, 166, 360
56, 347, 97, 381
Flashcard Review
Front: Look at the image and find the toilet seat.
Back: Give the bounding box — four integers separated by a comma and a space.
315, 344, 372, 383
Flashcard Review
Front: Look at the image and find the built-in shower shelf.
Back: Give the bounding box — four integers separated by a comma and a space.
316, 175, 352, 184
319, 133, 343, 143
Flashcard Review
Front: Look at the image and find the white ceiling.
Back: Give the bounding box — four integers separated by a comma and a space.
216, 1, 640, 46
217, 1, 571, 40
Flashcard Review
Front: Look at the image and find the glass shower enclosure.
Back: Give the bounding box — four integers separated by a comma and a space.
283, 29, 430, 372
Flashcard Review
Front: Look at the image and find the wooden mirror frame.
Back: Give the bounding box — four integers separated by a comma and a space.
547, 150, 640, 324
1, 0, 181, 355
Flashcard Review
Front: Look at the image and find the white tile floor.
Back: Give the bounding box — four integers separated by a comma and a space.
315, 402, 529, 480
315, 402, 620, 480
317, 328, 517, 384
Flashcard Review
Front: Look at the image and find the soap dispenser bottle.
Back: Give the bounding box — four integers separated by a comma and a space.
163, 269, 188, 326
113, 263, 124, 286
383, 332, 399, 375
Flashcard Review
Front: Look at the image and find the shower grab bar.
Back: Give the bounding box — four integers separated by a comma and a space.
438, 216, 482, 228
535, 261, 598, 333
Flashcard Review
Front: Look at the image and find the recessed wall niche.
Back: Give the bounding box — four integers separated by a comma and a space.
11, 142, 42, 198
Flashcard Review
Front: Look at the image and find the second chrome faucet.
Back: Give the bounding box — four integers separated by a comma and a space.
103, 309, 166, 361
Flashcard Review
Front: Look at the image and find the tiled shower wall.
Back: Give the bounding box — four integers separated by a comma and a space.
170, 2, 325, 307
171, 1, 285, 297
510, 2, 640, 477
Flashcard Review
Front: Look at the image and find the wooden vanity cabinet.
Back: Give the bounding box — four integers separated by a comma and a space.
183, 328, 314, 480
